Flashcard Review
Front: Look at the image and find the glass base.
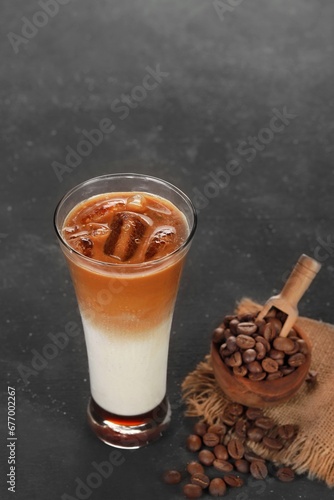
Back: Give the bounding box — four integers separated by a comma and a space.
87, 396, 171, 449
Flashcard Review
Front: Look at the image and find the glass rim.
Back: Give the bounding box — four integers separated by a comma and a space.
54, 173, 197, 269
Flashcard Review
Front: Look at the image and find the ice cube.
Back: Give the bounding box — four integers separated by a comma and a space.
126, 194, 147, 213
144, 226, 177, 261
72, 236, 94, 257
104, 211, 148, 261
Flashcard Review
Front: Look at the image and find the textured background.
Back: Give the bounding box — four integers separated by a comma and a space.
1, 0, 334, 499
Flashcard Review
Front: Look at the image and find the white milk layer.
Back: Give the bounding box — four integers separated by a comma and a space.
82, 316, 173, 416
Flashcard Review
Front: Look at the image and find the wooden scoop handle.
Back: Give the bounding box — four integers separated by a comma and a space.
280, 254, 322, 308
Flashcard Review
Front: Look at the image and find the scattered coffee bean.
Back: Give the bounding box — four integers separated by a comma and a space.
191, 472, 210, 489
226, 402, 245, 416
193, 421, 207, 437
213, 444, 229, 460
277, 424, 296, 440
187, 435, 202, 452
223, 474, 244, 487
255, 417, 275, 430
209, 478, 227, 496
208, 424, 226, 436
203, 432, 220, 447
244, 451, 266, 463
262, 436, 283, 450
183, 483, 203, 498
227, 438, 244, 459
276, 467, 295, 482
250, 460, 268, 480
246, 408, 264, 420
247, 426, 265, 443
198, 449, 215, 466
235, 459, 250, 474
163, 469, 182, 484
213, 458, 234, 473
187, 462, 205, 476
235, 419, 247, 439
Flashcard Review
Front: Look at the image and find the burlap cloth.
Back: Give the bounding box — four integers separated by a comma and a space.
181, 298, 334, 487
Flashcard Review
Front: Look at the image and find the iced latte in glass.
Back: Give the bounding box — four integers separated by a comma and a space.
54, 174, 196, 448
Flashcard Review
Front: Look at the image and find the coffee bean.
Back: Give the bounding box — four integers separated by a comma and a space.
288, 352, 306, 367
209, 478, 227, 496
238, 313, 256, 322
163, 470, 182, 484
234, 459, 250, 474
248, 372, 267, 381
187, 462, 205, 476
183, 483, 203, 498
224, 315, 237, 326
212, 327, 226, 344
262, 436, 283, 450
255, 342, 266, 360
229, 318, 240, 334
276, 467, 295, 482
247, 361, 263, 374
250, 460, 268, 480
219, 344, 230, 358
223, 474, 244, 487
236, 335, 256, 349
267, 317, 282, 334
233, 365, 248, 377
245, 408, 264, 420
213, 444, 229, 461
280, 365, 295, 376
237, 322, 258, 335
263, 323, 277, 342
262, 357, 279, 373
255, 417, 275, 430
268, 349, 285, 360
226, 351, 243, 367
213, 459, 234, 473
193, 421, 207, 437
247, 426, 264, 443
227, 438, 244, 459
255, 336, 271, 352
226, 336, 237, 353
273, 337, 295, 353
191, 472, 210, 489
266, 371, 283, 381
277, 425, 296, 441
187, 434, 202, 452
297, 339, 309, 355
203, 432, 220, 447
243, 348, 257, 364
198, 449, 215, 466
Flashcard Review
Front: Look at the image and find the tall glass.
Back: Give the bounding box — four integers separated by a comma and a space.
54, 174, 196, 448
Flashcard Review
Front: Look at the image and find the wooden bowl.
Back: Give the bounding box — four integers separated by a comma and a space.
211, 324, 312, 408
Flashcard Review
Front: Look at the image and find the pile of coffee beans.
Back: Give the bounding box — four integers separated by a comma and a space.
212, 308, 309, 380
163, 402, 297, 498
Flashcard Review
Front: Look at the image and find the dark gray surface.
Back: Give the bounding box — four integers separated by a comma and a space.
1, 0, 334, 499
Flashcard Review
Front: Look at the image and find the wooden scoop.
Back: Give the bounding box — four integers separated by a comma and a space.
256, 254, 322, 337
